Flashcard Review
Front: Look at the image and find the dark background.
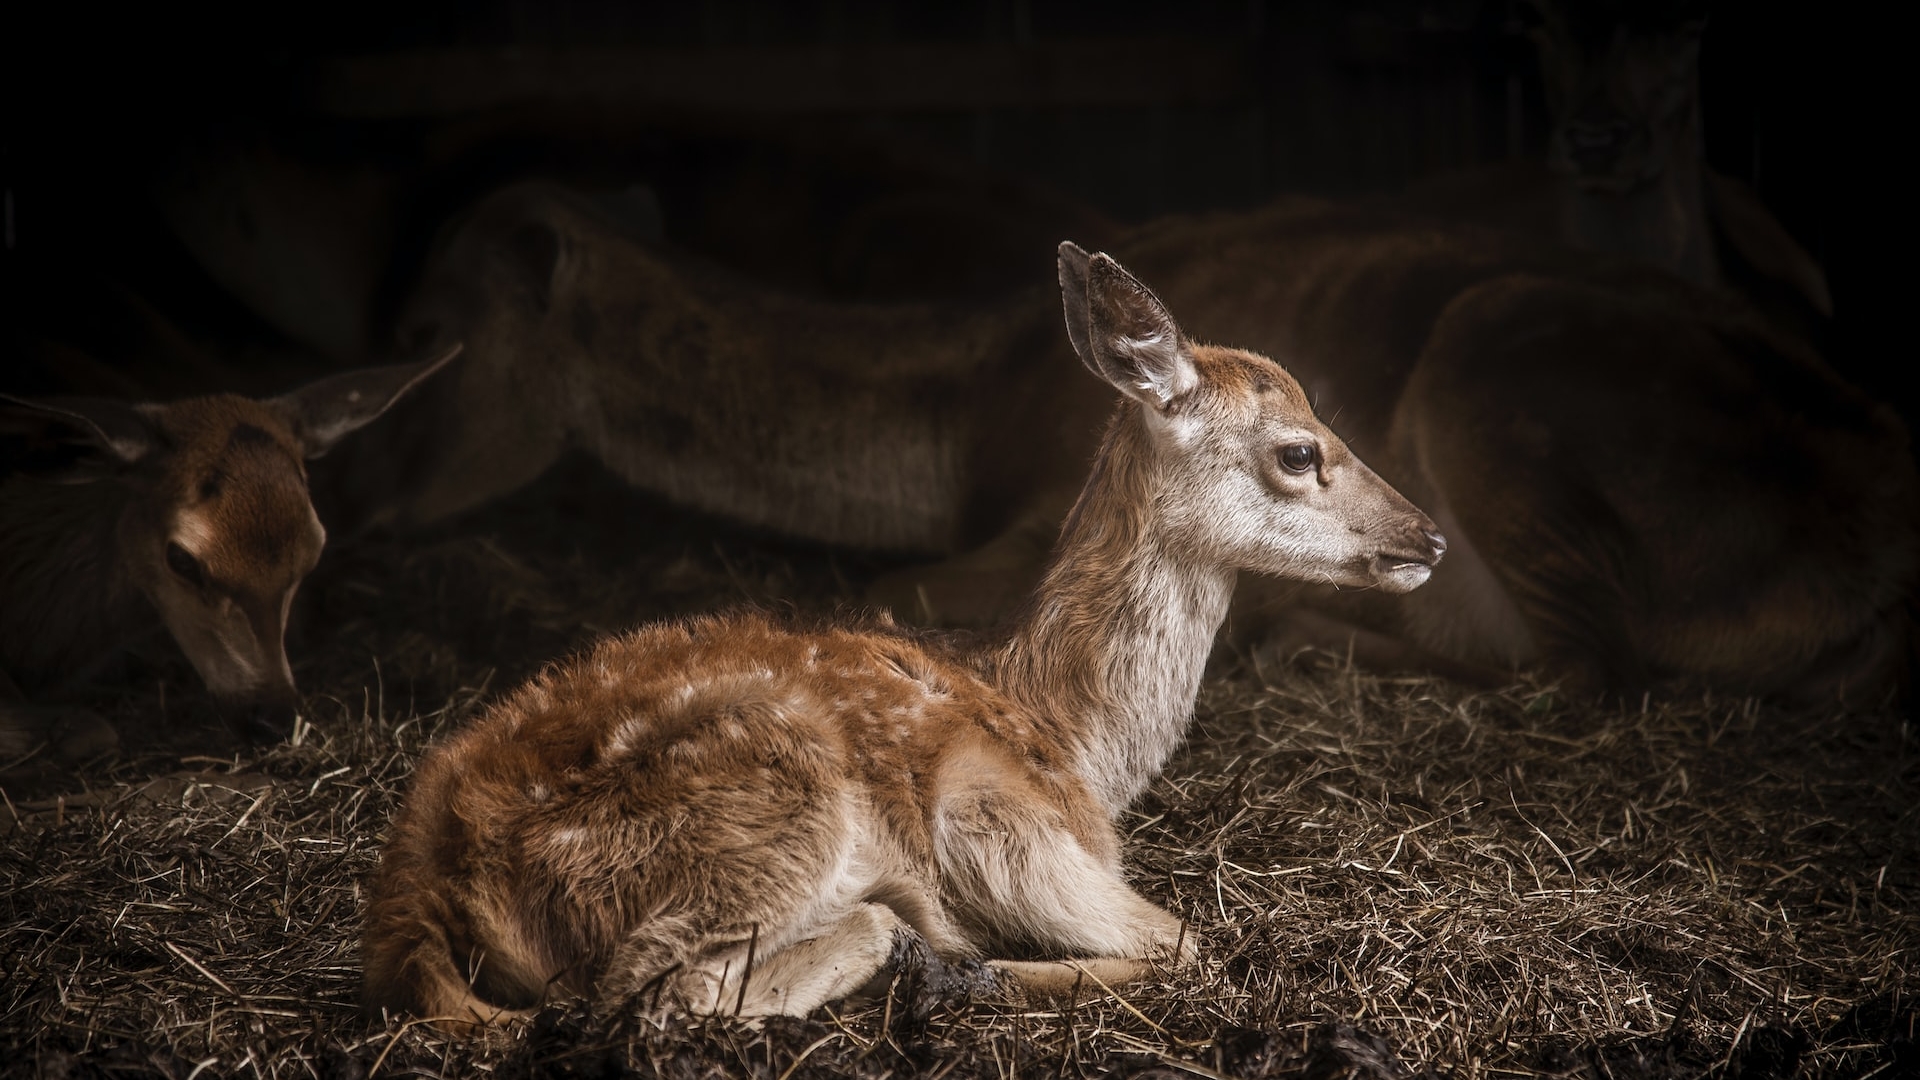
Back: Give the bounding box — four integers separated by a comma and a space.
1, 1, 1895, 425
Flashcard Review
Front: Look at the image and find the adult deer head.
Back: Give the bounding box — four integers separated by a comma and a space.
1528, 0, 1708, 194
1, 346, 457, 740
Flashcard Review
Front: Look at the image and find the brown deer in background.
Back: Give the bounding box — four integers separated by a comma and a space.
1400, 0, 1831, 345
0, 348, 457, 761
1118, 200, 1909, 701
153, 116, 1117, 364
337, 181, 1913, 703
319, 183, 1106, 563
359, 243, 1444, 1028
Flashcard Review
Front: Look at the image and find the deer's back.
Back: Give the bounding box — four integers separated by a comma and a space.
370, 609, 1105, 997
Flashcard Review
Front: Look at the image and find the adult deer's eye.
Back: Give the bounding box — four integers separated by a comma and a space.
1279, 444, 1318, 474
165, 542, 207, 588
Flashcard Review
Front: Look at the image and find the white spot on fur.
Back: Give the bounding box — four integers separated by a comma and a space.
606, 715, 650, 756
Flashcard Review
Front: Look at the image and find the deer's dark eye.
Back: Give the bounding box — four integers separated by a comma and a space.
165, 542, 207, 588
1279, 444, 1318, 474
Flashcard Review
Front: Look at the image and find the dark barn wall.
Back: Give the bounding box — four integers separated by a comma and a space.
0, 1, 1893, 423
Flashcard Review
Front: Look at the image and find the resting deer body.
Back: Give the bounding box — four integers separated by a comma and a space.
322, 184, 1105, 567
360, 244, 1444, 1027
0, 349, 456, 757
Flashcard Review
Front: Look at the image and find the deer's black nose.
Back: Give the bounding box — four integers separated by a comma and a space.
241, 701, 298, 744
1425, 529, 1448, 563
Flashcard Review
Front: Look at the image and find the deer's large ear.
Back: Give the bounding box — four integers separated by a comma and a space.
0, 394, 161, 463
1058, 243, 1195, 410
268, 343, 461, 458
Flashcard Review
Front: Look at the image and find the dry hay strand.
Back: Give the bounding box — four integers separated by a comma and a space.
4, 463, 1915, 1078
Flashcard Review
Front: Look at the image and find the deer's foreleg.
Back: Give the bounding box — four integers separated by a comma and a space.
606, 903, 910, 1019
935, 790, 1193, 982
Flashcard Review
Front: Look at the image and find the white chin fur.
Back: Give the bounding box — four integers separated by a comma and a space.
1376, 563, 1433, 594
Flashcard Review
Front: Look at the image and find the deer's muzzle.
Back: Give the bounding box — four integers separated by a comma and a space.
1372, 528, 1447, 594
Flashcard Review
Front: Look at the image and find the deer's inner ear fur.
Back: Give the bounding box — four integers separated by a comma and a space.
268, 345, 461, 459
0, 394, 160, 465
1058, 241, 1097, 375
1060, 251, 1196, 410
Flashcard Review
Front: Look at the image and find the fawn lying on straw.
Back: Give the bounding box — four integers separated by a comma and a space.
361, 243, 1444, 1028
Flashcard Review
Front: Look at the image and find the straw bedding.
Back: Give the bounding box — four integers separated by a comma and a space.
4, 458, 1913, 1078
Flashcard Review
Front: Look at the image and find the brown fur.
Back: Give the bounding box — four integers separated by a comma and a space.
360, 247, 1444, 1028
325, 186, 1104, 556
0, 350, 456, 753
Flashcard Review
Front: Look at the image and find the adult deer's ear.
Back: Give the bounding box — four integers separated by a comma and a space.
268, 343, 461, 458
1058, 244, 1195, 410
0, 394, 161, 464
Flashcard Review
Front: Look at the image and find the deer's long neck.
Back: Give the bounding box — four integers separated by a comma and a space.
995, 408, 1235, 817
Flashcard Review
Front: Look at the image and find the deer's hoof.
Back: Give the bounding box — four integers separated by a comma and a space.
881, 928, 1000, 1029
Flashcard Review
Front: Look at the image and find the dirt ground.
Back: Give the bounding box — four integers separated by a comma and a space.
3, 458, 1914, 1079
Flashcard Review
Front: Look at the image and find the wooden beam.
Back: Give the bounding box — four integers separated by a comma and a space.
303, 39, 1255, 118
